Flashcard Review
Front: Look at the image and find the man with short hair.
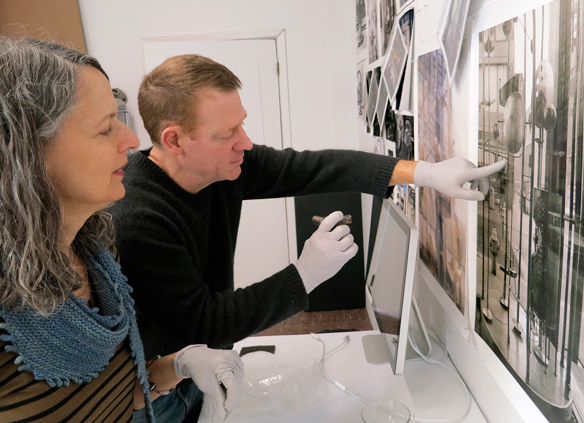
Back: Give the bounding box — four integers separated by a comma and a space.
109, 54, 505, 361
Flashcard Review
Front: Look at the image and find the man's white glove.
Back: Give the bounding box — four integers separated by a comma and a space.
413, 157, 507, 201
294, 211, 359, 293
174, 345, 244, 420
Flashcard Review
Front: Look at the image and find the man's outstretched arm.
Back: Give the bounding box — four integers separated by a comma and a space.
389, 157, 507, 201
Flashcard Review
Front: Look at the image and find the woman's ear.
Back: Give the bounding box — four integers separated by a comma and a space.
160, 126, 185, 156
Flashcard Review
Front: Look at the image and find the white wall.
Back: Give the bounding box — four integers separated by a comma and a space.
78, 0, 359, 152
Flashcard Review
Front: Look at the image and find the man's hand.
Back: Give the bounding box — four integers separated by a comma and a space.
294, 211, 359, 293
174, 345, 244, 420
413, 157, 507, 201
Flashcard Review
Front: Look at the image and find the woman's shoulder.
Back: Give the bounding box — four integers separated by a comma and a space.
0, 329, 136, 423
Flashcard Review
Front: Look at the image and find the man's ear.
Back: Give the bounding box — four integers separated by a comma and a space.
160, 126, 186, 156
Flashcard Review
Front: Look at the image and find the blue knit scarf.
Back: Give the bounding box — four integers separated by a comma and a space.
0, 251, 155, 423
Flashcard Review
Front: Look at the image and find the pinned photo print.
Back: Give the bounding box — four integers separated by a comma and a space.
383, 100, 396, 142
383, 24, 408, 106
395, 112, 414, 161
393, 184, 407, 215
356, 61, 365, 119
439, 0, 472, 81
365, 69, 378, 127
379, 0, 397, 57
407, 186, 416, 224
386, 140, 396, 157
356, 0, 367, 58
376, 77, 390, 129
373, 137, 384, 155
417, 48, 467, 316
367, 0, 379, 63
398, 8, 414, 50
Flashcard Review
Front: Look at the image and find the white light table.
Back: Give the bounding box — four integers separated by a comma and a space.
233, 330, 487, 422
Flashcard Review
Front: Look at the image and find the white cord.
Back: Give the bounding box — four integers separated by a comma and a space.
311, 331, 471, 422
311, 333, 368, 404
406, 330, 448, 363
407, 331, 472, 423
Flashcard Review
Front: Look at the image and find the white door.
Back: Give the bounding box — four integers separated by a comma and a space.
142, 38, 290, 289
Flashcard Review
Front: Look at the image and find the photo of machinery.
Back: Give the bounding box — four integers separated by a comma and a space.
477, 1, 584, 421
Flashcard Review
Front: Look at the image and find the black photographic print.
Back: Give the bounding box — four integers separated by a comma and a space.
395, 112, 414, 161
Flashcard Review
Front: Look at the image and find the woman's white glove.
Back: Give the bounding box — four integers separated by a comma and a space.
174, 345, 244, 420
413, 157, 507, 201
294, 211, 359, 293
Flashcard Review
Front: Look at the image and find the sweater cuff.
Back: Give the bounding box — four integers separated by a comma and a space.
278, 264, 310, 310
370, 156, 400, 199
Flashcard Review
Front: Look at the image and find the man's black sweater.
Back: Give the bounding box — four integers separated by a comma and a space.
108, 144, 397, 357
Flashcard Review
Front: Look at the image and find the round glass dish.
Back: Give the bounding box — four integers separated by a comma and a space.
361, 399, 411, 423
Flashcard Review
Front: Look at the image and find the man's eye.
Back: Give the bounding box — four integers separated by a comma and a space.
100, 126, 113, 136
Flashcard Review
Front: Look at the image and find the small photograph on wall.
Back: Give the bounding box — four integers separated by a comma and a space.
379, 0, 397, 57
365, 70, 372, 132
383, 24, 408, 106
417, 48, 467, 315
383, 99, 396, 141
356, 0, 367, 59
398, 7, 414, 50
395, 111, 414, 161
374, 137, 385, 155
372, 67, 382, 136
439, 0, 472, 81
356, 61, 365, 120
386, 140, 396, 157
367, 0, 379, 64
476, 1, 584, 420
376, 77, 390, 129
407, 185, 416, 225
393, 184, 407, 215
365, 68, 378, 130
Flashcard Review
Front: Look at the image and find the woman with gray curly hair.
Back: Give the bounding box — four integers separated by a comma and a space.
0, 37, 243, 423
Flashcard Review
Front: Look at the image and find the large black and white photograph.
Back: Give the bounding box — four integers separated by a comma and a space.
356, 0, 367, 58
477, 1, 584, 421
439, 0, 472, 81
383, 23, 408, 106
367, 0, 379, 63
395, 111, 414, 161
379, 0, 397, 57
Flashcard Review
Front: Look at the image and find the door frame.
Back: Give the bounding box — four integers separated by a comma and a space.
141, 29, 298, 263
